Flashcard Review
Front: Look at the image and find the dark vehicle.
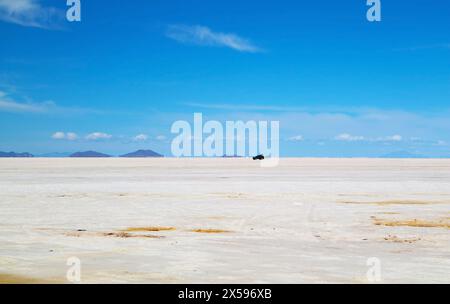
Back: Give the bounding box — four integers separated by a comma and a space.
252, 155, 265, 160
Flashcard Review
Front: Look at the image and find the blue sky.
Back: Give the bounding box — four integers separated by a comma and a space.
0, 0, 449, 157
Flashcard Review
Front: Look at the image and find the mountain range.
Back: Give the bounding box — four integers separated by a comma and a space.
1, 150, 448, 159
120, 150, 163, 158
0, 151, 34, 158
0, 150, 164, 158
70, 151, 112, 158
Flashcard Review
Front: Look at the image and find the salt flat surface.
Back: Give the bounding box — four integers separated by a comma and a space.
0, 158, 449, 283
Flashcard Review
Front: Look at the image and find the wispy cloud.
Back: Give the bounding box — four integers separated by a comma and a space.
0, 90, 53, 113
0, 90, 104, 115
0, 99, 52, 113
183, 102, 305, 112
0, 0, 64, 29
183, 102, 392, 114
166, 24, 262, 53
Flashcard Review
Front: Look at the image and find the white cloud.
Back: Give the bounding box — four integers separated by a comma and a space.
133, 134, 148, 142
51, 132, 65, 140
153, 107, 450, 155
287, 135, 304, 142
334, 133, 365, 142
51, 132, 78, 141
156, 135, 167, 141
166, 24, 261, 53
0, 0, 63, 29
334, 134, 404, 143
386, 135, 402, 141
66, 132, 78, 141
377, 135, 403, 142
86, 132, 112, 141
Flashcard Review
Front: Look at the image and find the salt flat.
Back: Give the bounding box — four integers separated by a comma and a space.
0, 158, 449, 283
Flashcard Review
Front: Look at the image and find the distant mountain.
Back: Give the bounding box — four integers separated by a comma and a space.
120, 149, 163, 158
36, 152, 72, 158
70, 151, 112, 158
0, 151, 34, 158
380, 151, 428, 159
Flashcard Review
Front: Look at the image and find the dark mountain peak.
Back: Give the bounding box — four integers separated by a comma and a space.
70, 151, 112, 158
0, 151, 34, 158
120, 149, 163, 158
